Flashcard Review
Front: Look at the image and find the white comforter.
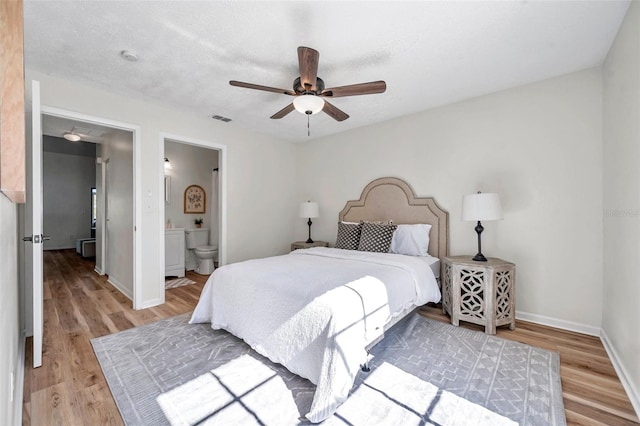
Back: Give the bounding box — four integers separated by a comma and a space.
189, 247, 440, 422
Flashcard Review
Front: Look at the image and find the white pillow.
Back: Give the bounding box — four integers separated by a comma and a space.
389, 224, 432, 256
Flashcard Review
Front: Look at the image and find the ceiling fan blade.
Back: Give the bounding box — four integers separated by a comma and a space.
320, 81, 386, 98
298, 46, 319, 91
322, 101, 349, 122
270, 103, 296, 119
230, 80, 296, 96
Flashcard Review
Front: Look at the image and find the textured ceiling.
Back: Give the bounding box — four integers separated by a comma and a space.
24, 1, 630, 143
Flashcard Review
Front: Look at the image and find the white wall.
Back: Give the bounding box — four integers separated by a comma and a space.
0, 194, 21, 425
43, 137, 96, 250
164, 140, 218, 230
102, 129, 134, 297
296, 67, 603, 330
603, 0, 640, 413
26, 69, 298, 307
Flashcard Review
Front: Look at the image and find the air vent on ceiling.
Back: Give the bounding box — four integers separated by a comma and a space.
211, 115, 232, 123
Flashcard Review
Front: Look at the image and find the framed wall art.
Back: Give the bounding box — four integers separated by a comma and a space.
184, 184, 206, 214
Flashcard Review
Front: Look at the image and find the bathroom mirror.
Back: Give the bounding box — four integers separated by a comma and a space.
164, 176, 171, 204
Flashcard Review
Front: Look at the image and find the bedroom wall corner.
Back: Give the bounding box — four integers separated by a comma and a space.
603, 0, 640, 416
295, 66, 604, 331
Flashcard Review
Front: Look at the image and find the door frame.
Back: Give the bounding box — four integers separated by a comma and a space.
28, 80, 43, 367
40, 105, 143, 308
159, 132, 227, 303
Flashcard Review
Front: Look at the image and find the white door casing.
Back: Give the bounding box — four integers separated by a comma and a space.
27, 80, 44, 368
39, 106, 142, 308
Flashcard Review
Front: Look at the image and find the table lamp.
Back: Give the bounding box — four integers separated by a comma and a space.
462, 192, 503, 261
299, 201, 319, 243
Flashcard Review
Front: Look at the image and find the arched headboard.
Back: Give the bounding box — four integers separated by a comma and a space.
339, 177, 449, 260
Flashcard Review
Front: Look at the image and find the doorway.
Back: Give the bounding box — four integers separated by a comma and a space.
39, 107, 142, 306
159, 133, 226, 303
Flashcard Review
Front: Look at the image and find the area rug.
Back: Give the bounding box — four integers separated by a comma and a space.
91, 313, 566, 426
164, 277, 196, 289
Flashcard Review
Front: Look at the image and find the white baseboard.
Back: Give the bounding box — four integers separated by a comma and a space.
94, 266, 104, 275
139, 297, 163, 310
107, 276, 133, 301
13, 332, 25, 426
516, 310, 639, 419
515, 310, 601, 336
600, 329, 640, 419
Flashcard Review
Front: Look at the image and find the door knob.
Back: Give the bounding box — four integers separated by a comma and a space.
42, 235, 51, 241
22, 236, 33, 242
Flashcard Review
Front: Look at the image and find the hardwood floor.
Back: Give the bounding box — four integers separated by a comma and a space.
23, 249, 639, 425
420, 305, 639, 426
22, 249, 207, 425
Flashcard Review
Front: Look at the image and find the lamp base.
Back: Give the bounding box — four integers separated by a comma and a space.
472, 221, 488, 262
472, 253, 487, 262
306, 218, 314, 244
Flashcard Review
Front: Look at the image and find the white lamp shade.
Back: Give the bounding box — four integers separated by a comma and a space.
299, 201, 319, 218
293, 95, 324, 115
462, 193, 503, 221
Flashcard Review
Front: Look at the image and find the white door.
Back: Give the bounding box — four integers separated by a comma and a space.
25, 80, 44, 368
104, 159, 109, 275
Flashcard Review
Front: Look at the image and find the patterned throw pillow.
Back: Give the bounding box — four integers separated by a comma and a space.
335, 222, 362, 250
357, 222, 398, 253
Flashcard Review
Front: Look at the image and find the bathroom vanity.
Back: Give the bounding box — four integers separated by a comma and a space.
165, 228, 185, 277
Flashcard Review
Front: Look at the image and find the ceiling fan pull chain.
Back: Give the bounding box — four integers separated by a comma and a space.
307, 113, 310, 136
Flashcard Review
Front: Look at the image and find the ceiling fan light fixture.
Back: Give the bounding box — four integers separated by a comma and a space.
293, 94, 324, 115
63, 132, 81, 142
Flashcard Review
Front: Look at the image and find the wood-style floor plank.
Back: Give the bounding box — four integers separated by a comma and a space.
24, 249, 206, 426
419, 305, 639, 425
23, 249, 638, 425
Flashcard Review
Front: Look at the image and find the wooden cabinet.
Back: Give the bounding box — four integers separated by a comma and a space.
442, 256, 516, 334
290, 241, 329, 251
0, 0, 26, 203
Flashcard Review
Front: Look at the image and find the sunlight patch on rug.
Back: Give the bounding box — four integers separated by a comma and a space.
157, 354, 300, 425
156, 356, 514, 426
325, 362, 516, 425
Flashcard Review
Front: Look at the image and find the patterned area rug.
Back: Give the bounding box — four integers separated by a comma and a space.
164, 277, 196, 289
92, 313, 566, 425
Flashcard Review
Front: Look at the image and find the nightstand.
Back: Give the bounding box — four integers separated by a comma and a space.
290, 241, 329, 251
442, 256, 516, 334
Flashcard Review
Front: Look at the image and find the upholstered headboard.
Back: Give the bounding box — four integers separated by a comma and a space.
339, 177, 449, 260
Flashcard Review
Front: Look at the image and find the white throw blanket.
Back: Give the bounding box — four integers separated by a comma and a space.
189, 247, 440, 422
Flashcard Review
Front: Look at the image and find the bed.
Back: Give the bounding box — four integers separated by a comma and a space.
190, 177, 449, 422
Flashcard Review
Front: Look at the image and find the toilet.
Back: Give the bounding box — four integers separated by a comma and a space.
185, 228, 217, 275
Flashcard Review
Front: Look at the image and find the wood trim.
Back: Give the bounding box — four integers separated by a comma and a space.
339, 176, 449, 260
0, 0, 25, 203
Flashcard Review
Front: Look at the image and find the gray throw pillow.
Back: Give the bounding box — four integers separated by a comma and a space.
357, 222, 397, 253
335, 222, 362, 250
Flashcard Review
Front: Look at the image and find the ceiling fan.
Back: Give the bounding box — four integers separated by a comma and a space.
229, 46, 386, 122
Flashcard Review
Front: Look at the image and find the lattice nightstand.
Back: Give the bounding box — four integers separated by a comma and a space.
290, 241, 329, 251
442, 256, 516, 334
